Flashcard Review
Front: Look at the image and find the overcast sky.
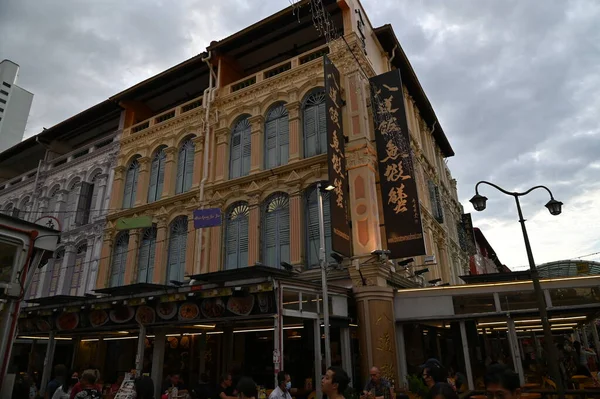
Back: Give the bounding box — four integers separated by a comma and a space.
1, 0, 599, 270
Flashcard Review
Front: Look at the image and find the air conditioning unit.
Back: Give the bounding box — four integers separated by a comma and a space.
424, 255, 436, 264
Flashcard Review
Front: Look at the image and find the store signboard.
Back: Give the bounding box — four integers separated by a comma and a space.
193, 208, 222, 228
369, 69, 426, 258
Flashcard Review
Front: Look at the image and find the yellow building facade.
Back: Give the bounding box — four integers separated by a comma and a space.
96, 0, 468, 384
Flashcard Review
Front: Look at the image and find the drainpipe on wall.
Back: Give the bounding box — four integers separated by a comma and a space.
388, 44, 397, 71
194, 51, 219, 276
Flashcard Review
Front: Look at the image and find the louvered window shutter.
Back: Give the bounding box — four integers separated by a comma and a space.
157, 150, 166, 197
265, 119, 278, 169
279, 110, 289, 166
138, 227, 157, 283
148, 154, 160, 202
90, 181, 100, 219
110, 234, 129, 287
239, 212, 249, 268
11, 207, 20, 218
434, 186, 444, 223
428, 180, 436, 215
176, 145, 185, 194
123, 161, 139, 208
167, 217, 187, 283
303, 106, 317, 158
225, 204, 249, 270
242, 125, 251, 177
317, 101, 327, 155
49, 252, 64, 295
183, 140, 194, 192
279, 202, 290, 264
230, 132, 242, 179
75, 182, 93, 226
323, 191, 333, 262
264, 211, 277, 267
225, 216, 239, 270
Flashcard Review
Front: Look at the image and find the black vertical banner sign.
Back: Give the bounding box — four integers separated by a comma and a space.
324, 56, 352, 257
369, 70, 426, 258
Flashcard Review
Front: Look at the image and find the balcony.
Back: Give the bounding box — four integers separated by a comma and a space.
224, 45, 330, 95
125, 96, 204, 137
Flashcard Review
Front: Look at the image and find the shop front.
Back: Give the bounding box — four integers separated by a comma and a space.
16, 267, 356, 399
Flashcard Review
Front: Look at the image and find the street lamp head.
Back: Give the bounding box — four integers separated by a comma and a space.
545, 199, 563, 216
470, 194, 488, 212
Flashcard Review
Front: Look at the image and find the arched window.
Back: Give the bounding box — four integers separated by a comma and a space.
230, 117, 251, 179
265, 103, 289, 169
48, 248, 65, 296
262, 193, 290, 268
176, 139, 195, 194
302, 89, 327, 158
138, 226, 157, 283
224, 203, 249, 270
148, 147, 167, 203
167, 216, 188, 283
305, 186, 332, 269
3, 203, 16, 217
123, 157, 140, 209
28, 267, 41, 299
89, 172, 102, 220
70, 243, 87, 295
62, 178, 81, 230
110, 232, 129, 287
18, 197, 30, 220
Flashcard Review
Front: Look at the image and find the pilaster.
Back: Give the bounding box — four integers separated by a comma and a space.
214, 127, 230, 183
185, 212, 196, 277
247, 195, 261, 267
353, 286, 399, 386
191, 135, 205, 189
96, 231, 114, 289
124, 229, 141, 285
109, 166, 127, 211
162, 147, 178, 199
152, 216, 169, 284
285, 101, 301, 162
134, 156, 151, 207
288, 185, 303, 267
249, 115, 264, 173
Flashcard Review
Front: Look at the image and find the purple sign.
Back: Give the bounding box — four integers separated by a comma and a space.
193, 208, 222, 229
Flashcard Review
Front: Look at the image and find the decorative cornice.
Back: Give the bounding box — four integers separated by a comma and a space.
106, 190, 197, 221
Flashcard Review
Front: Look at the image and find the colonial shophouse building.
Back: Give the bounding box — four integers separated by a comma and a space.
0, 101, 121, 299
11, 0, 469, 393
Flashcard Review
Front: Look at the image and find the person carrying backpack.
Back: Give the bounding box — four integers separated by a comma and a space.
73, 372, 101, 399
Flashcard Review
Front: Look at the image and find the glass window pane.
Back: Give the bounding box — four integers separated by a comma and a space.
453, 294, 496, 314
499, 291, 537, 311
302, 292, 318, 313
550, 287, 600, 307
283, 290, 299, 310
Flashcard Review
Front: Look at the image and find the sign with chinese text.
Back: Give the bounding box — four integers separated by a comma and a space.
369, 70, 426, 258
324, 55, 352, 257
193, 208, 222, 229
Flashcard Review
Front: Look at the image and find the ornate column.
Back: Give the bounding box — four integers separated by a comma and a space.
288, 185, 303, 267
162, 147, 178, 199
285, 101, 301, 162
191, 135, 205, 189
247, 194, 261, 266
93, 174, 109, 220
56, 189, 69, 229
81, 235, 96, 295
96, 230, 114, 289
185, 211, 196, 277
152, 216, 169, 284
109, 166, 127, 210
58, 244, 76, 295
354, 286, 399, 386
214, 127, 230, 183
134, 156, 151, 207
249, 115, 264, 173
124, 229, 140, 285
207, 201, 224, 273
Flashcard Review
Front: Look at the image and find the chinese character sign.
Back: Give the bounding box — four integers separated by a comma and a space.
369, 70, 426, 258
193, 208, 222, 229
324, 55, 352, 257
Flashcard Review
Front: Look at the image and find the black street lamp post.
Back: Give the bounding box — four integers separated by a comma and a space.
470, 181, 564, 397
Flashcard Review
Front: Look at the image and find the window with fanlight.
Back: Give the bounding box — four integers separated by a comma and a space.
138, 225, 157, 283
123, 156, 141, 209
305, 185, 333, 269
230, 116, 251, 179
148, 147, 167, 203
176, 139, 195, 194
110, 232, 129, 287
224, 202, 249, 270
167, 216, 188, 283
264, 103, 289, 169
262, 193, 290, 268
302, 89, 327, 158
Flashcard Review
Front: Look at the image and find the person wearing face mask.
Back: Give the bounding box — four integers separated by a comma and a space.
269, 371, 292, 399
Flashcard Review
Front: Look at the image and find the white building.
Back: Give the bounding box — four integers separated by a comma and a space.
0, 100, 121, 299
0, 60, 34, 152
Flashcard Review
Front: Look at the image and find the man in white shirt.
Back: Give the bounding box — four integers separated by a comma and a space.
269, 371, 292, 399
